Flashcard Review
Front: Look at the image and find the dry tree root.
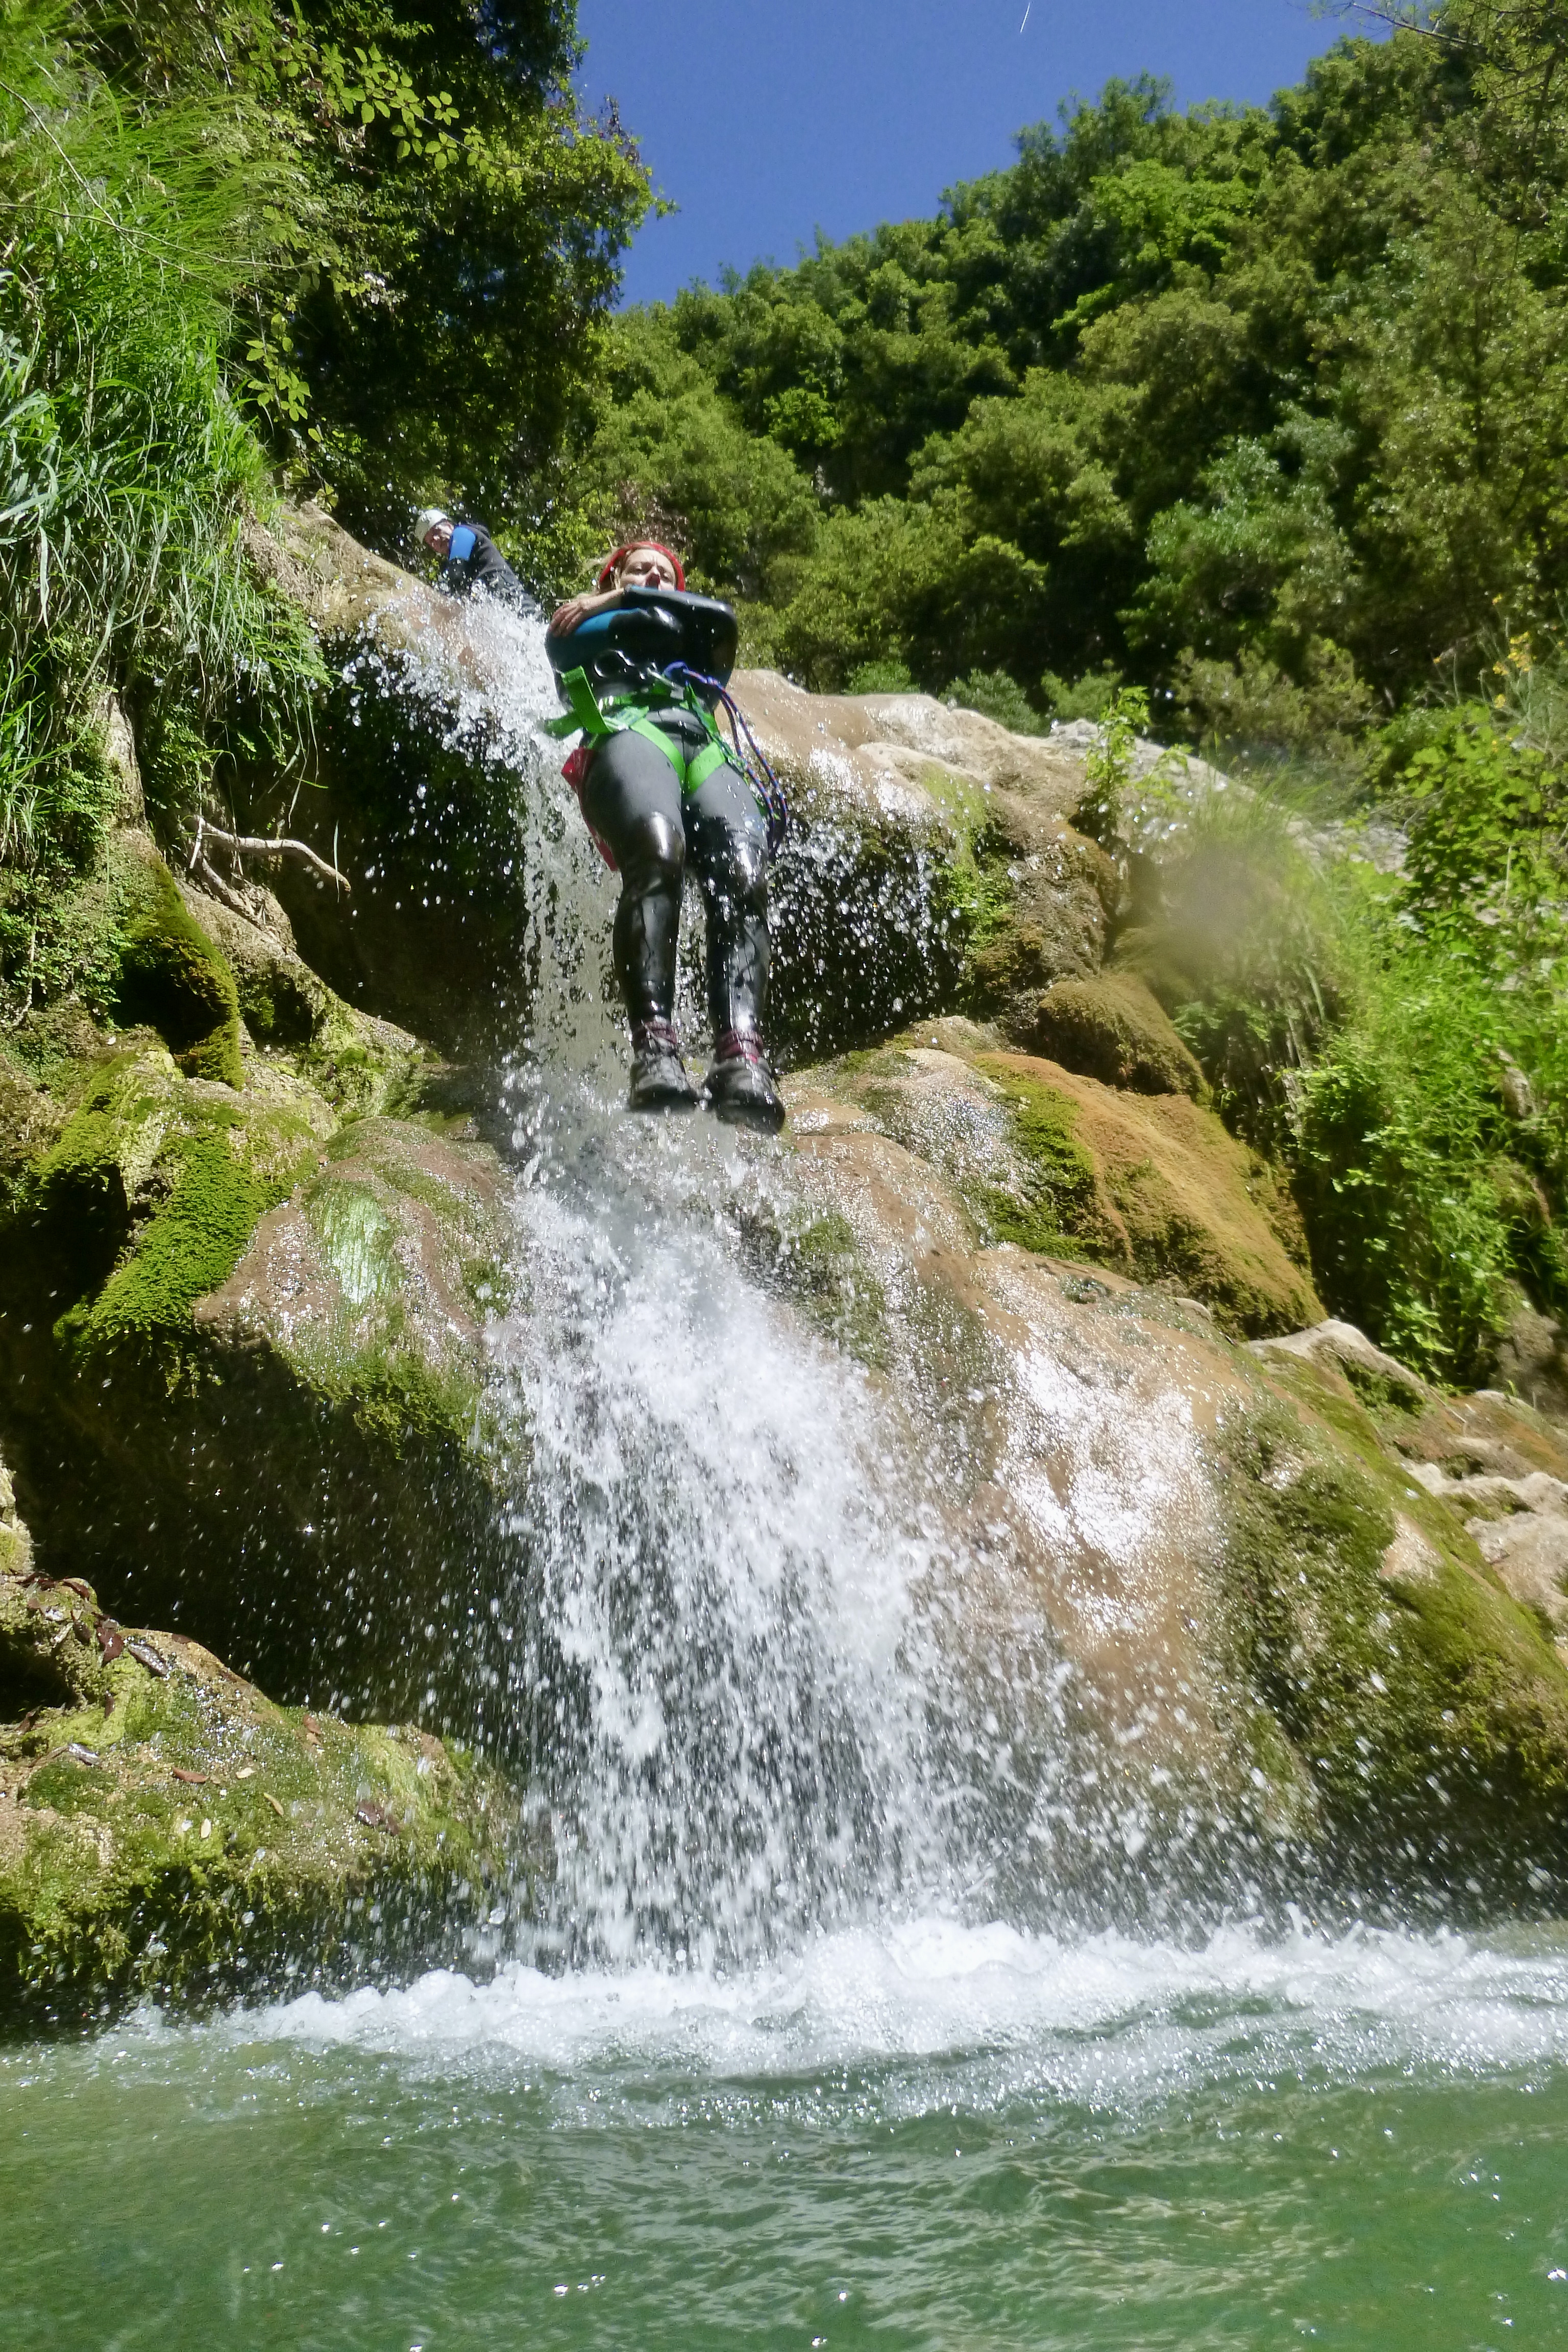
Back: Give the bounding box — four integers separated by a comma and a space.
188, 814, 352, 904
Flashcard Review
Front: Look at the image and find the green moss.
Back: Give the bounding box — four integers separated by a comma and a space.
972, 1064, 1111, 1261
736, 1204, 889, 1369
308, 1177, 399, 1306
26, 1046, 320, 1367
785, 1212, 890, 1368
1032, 972, 1208, 1098
1216, 1385, 1568, 1906
1, 1568, 525, 2029
66, 1130, 270, 1354
111, 849, 241, 1087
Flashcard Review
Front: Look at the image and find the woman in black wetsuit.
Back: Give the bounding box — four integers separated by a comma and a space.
547, 542, 785, 1131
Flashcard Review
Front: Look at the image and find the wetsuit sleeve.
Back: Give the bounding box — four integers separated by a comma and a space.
447, 525, 539, 617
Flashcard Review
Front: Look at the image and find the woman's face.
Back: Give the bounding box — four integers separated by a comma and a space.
618, 544, 680, 592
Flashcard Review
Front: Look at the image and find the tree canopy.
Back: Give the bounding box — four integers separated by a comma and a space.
570, 5, 1568, 743
76, 0, 651, 551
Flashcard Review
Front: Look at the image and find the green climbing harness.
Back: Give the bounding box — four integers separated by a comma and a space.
546, 658, 788, 850
546, 666, 745, 797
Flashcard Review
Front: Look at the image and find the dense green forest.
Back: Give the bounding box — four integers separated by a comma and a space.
576, 8, 1568, 740
6, 0, 1568, 1385
0, 0, 646, 866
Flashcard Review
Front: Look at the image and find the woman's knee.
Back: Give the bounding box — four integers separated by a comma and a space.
704, 827, 767, 918
620, 807, 685, 895
581, 734, 684, 876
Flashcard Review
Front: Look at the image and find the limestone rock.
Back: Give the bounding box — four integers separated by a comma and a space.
0, 986, 521, 1731
194, 1113, 510, 1393
729, 669, 1092, 819
0, 1545, 526, 2031
1495, 1301, 1568, 1426
1468, 1512, 1568, 1646
1390, 1400, 1568, 1654
803, 1021, 1317, 1338
732, 668, 1117, 1053
1251, 1318, 1435, 1416
240, 504, 553, 1062
1024, 970, 1207, 1097
179, 878, 429, 1114
770, 1065, 1568, 1919
93, 690, 144, 823
261, 501, 464, 665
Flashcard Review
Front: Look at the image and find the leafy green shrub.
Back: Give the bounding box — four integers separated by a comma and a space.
1041, 665, 1123, 722
1174, 639, 1373, 760
945, 669, 1047, 733
1147, 720, 1568, 1381
1072, 685, 1150, 844
846, 659, 917, 694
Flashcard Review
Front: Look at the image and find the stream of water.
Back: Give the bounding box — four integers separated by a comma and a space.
9, 600, 1568, 2346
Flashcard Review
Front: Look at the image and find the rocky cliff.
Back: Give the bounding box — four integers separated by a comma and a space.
4, 507, 1567, 2020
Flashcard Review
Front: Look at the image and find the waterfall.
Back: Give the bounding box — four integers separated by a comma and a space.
348, 591, 953, 1966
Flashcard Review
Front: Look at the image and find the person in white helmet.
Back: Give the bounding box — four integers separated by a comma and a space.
415, 508, 539, 617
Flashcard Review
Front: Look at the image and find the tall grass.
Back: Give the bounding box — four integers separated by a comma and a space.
0, 1, 321, 870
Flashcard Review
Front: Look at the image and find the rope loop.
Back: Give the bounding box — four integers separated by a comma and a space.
662, 663, 789, 855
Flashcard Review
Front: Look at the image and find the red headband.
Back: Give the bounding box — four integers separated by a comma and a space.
597, 540, 685, 592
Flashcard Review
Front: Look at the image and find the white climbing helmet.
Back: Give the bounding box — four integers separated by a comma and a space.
414, 506, 450, 544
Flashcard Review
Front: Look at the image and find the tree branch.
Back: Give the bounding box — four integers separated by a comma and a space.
191, 815, 351, 895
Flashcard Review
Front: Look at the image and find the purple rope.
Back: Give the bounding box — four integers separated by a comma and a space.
663, 664, 789, 854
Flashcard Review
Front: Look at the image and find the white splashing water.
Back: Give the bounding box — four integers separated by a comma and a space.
235, 1916, 1568, 2117
351, 591, 950, 1965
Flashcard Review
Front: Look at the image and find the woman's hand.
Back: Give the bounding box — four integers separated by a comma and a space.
548, 587, 620, 638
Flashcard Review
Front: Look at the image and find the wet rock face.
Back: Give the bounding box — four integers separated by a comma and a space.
241, 504, 549, 1068
0, 1542, 525, 2032
0, 829, 525, 1739
730, 669, 1117, 1059
769, 1049, 1568, 1924
801, 1021, 1317, 1340
0, 1048, 524, 1729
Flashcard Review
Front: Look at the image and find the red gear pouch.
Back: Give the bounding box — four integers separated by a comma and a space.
560, 742, 617, 871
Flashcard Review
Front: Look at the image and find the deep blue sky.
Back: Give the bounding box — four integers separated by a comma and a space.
575, 1, 1370, 306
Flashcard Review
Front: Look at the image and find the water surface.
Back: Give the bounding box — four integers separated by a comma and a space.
8, 1918, 1568, 2349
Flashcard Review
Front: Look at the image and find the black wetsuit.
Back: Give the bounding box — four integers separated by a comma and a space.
440, 523, 540, 617
546, 586, 773, 1054
579, 707, 770, 1045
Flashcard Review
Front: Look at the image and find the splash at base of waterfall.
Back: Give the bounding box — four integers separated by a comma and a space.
239, 1912, 1568, 2099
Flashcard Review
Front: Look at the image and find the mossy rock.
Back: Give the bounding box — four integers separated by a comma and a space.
1026, 971, 1207, 1099
178, 880, 431, 1116
0, 1049, 63, 1215
736, 1198, 890, 1370
1, 1097, 525, 1738
107, 832, 242, 1086
1234, 1349, 1568, 1915
197, 1111, 514, 1431
0, 1564, 530, 2032
780, 1051, 1568, 1921
975, 1049, 1317, 1336
806, 1025, 1318, 1338
22, 1039, 328, 1366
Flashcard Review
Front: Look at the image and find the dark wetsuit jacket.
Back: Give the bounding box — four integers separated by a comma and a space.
440, 523, 540, 617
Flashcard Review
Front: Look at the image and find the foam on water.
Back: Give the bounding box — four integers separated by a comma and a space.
211, 1918, 1568, 2118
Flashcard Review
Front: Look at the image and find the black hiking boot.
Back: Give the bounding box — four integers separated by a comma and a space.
628, 1020, 700, 1113
704, 1031, 786, 1132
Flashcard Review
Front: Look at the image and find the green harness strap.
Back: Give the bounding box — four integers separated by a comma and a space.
547, 666, 742, 797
